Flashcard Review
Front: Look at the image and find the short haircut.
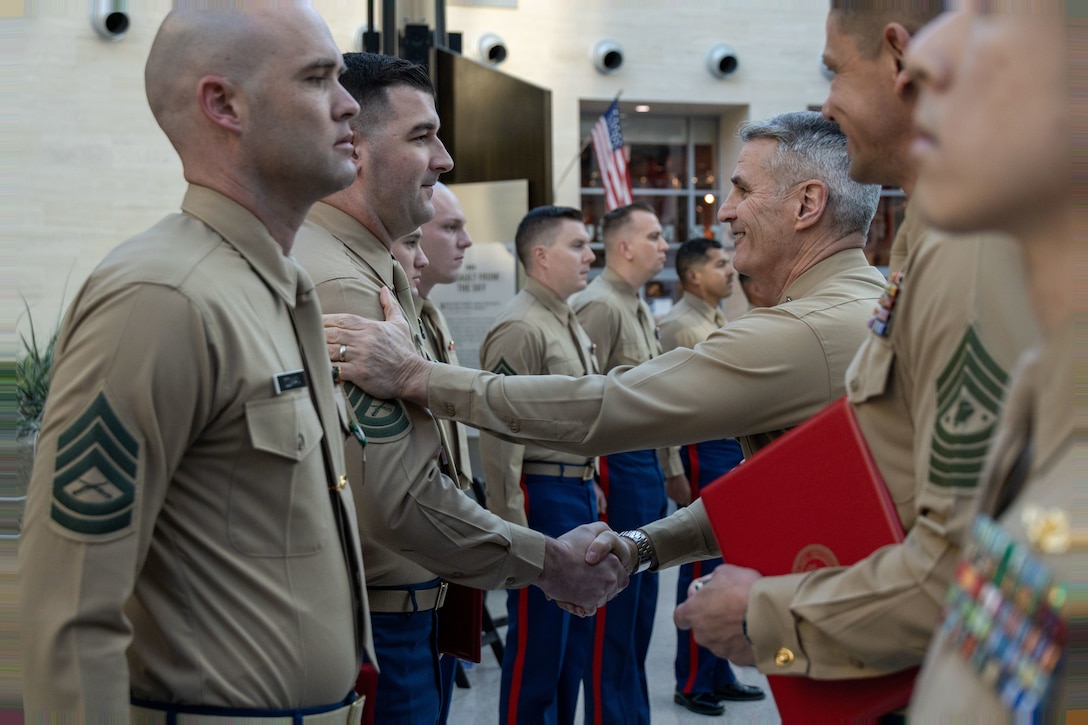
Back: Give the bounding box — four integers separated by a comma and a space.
515, 205, 583, 268
738, 111, 881, 240
340, 52, 435, 136
829, 0, 943, 58
675, 236, 724, 283
600, 201, 655, 251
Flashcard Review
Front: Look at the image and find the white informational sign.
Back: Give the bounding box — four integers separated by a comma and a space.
428, 242, 517, 373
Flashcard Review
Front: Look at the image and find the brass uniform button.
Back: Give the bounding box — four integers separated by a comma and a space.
445, 404, 456, 416
509, 421, 521, 433
774, 648, 795, 667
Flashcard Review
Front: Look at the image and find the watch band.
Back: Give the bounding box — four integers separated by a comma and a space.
617, 529, 654, 574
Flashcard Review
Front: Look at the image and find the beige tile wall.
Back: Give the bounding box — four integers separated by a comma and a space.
8, 1, 829, 340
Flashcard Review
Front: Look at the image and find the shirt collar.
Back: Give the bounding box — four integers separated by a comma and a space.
780, 247, 871, 304
180, 184, 299, 307
523, 276, 576, 321
305, 202, 396, 289
679, 291, 721, 323
599, 267, 644, 315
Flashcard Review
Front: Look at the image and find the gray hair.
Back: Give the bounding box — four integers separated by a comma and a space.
738, 111, 880, 240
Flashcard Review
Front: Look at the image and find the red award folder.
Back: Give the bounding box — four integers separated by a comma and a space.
700, 396, 918, 723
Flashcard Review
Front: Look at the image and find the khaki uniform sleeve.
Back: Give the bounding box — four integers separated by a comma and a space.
428, 307, 839, 456
744, 235, 1038, 679
317, 277, 546, 590
20, 283, 210, 714
640, 499, 720, 568
478, 319, 545, 528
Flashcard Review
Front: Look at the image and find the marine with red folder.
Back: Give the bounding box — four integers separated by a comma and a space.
700, 397, 919, 722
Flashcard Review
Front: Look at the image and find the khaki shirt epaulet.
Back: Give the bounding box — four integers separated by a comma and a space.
293, 203, 546, 593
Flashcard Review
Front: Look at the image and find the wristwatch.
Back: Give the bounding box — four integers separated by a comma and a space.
617, 529, 654, 574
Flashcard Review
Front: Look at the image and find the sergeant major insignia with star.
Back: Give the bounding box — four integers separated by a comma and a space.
929, 326, 1011, 488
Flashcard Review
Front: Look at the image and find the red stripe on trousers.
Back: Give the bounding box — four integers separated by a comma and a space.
683, 559, 705, 693
506, 587, 531, 723
590, 602, 608, 725
589, 456, 611, 723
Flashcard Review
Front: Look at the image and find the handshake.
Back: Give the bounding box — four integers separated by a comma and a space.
534, 524, 638, 617
534, 522, 760, 666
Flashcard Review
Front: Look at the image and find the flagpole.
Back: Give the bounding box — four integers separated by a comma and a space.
553, 91, 623, 200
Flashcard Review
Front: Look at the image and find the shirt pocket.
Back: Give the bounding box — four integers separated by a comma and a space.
232, 392, 327, 556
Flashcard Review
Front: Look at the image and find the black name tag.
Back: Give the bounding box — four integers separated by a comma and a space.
274, 370, 307, 395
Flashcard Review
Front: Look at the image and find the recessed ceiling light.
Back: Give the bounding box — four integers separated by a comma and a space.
635, 104, 651, 113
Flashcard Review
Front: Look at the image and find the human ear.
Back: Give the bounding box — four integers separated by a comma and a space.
885, 23, 915, 98
196, 76, 243, 134
795, 181, 829, 230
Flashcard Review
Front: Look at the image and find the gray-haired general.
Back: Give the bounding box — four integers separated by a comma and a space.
325, 109, 902, 671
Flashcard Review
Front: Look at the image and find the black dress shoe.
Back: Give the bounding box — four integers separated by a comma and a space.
673, 690, 725, 716
714, 681, 766, 701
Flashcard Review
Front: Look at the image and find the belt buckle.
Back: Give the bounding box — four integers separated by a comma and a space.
436, 581, 450, 609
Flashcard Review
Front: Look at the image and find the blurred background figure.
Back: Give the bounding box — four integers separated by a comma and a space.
904, 5, 1080, 719
391, 227, 428, 293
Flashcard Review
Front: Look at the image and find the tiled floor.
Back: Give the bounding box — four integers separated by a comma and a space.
449, 565, 780, 724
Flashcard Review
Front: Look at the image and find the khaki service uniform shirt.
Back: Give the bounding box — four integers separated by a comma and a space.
19, 186, 369, 714
658, 291, 725, 352
478, 277, 600, 526
910, 323, 1082, 720
573, 268, 683, 477
419, 296, 476, 492
293, 204, 545, 600
746, 205, 1040, 679
426, 249, 885, 556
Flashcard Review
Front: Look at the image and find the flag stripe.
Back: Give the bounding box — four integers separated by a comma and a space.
591, 100, 633, 211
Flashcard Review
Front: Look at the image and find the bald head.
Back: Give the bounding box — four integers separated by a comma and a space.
145, 5, 329, 154
143, 4, 359, 248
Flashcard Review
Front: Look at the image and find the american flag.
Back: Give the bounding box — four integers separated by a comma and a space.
591, 100, 633, 211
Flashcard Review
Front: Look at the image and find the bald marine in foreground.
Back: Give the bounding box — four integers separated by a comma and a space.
20, 6, 372, 719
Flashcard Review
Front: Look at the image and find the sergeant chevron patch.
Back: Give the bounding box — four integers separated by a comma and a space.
929, 326, 1010, 488
344, 382, 412, 442
51, 391, 138, 536
491, 358, 517, 375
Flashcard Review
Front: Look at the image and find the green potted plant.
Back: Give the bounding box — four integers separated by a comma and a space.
8, 300, 59, 537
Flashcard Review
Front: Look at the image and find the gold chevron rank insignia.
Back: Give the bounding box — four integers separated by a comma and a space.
929, 327, 1010, 488
51, 392, 139, 536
